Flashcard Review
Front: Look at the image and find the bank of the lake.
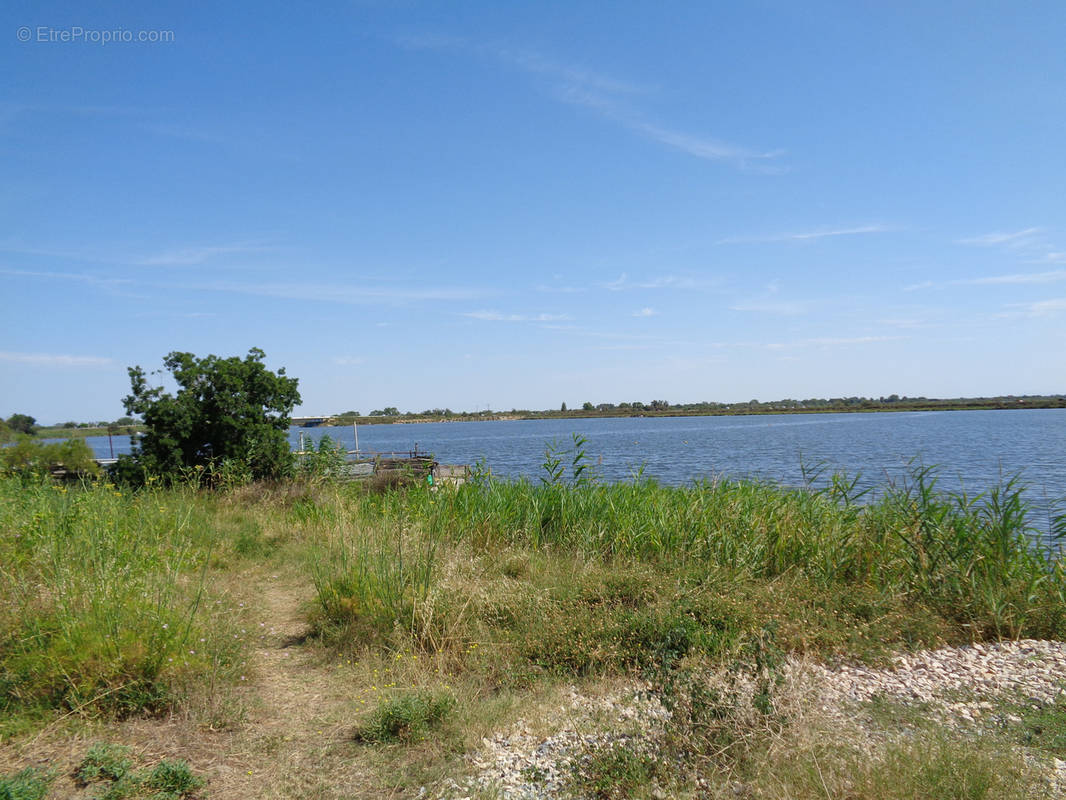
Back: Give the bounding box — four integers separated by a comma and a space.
332, 394, 1065, 426
2, 469, 1064, 798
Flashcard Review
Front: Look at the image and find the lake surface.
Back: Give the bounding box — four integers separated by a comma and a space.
79, 409, 1065, 516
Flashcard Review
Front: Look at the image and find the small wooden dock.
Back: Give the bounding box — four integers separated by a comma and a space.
294, 447, 469, 487
91, 451, 470, 486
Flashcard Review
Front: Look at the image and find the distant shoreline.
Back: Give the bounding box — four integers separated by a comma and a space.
30, 395, 1065, 437
312, 398, 1065, 428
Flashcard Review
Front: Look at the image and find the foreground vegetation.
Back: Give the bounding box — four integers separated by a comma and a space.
2, 459, 1064, 797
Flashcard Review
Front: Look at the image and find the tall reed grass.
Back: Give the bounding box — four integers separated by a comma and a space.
308, 517, 438, 645
0, 477, 245, 725
341, 462, 1065, 642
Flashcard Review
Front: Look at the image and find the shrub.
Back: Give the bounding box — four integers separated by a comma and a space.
0, 436, 99, 479
76, 742, 133, 783
143, 759, 204, 797
356, 690, 455, 743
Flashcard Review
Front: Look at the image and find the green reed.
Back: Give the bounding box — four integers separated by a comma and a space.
349, 460, 1065, 642
0, 477, 245, 723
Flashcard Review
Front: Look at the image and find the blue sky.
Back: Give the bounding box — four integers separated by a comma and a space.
2, 1, 1064, 423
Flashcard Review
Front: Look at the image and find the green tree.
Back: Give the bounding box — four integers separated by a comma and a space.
6, 413, 37, 435
582, 401, 594, 411
560, 402, 568, 412
122, 348, 300, 482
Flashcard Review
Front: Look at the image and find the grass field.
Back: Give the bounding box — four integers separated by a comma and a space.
1, 464, 1064, 798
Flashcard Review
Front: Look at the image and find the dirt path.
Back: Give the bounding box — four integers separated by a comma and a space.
196, 572, 371, 799
0, 570, 378, 800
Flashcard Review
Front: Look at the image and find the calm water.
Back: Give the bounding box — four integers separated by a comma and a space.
80, 409, 1064, 510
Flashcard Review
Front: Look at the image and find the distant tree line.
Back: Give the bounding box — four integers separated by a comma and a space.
321, 393, 1065, 423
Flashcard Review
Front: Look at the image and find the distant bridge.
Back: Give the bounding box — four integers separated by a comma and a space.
291, 415, 335, 427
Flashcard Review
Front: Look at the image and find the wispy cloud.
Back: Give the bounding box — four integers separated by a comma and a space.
536, 284, 587, 294
603, 273, 710, 291
590, 343, 654, 351
540, 324, 696, 349
957, 229, 1066, 266
1036, 252, 1066, 264
1011, 298, 1066, 317
718, 225, 893, 245
960, 269, 1066, 286
138, 123, 233, 146
134, 311, 216, 319
0, 351, 113, 367
0, 267, 132, 288
552, 85, 781, 167
730, 300, 807, 315
0, 102, 146, 138
0, 242, 133, 264
398, 35, 780, 168
2, 238, 280, 270
957, 228, 1041, 247
955, 227, 1066, 268
8, 267, 484, 305
183, 280, 489, 304
879, 317, 929, 329
632, 307, 657, 317
140, 243, 272, 266
634, 121, 780, 162
492, 46, 648, 96
463, 310, 571, 322
903, 280, 935, 292
905, 269, 1066, 290
763, 335, 900, 350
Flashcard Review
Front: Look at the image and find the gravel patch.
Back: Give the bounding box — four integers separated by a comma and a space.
806, 639, 1066, 717
432, 640, 1066, 799
433, 685, 669, 800
804, 639, 1066, 794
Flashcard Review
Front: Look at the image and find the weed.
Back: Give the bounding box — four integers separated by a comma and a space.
296, 435, 348, 483
68, 743, 205, 800
76, 742, 133, 783
1010, 699, 1066, 757
142, 759, 204, 798
570, 742, 658, 799
356, 690, 455, 743
0, 767, 52, 800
